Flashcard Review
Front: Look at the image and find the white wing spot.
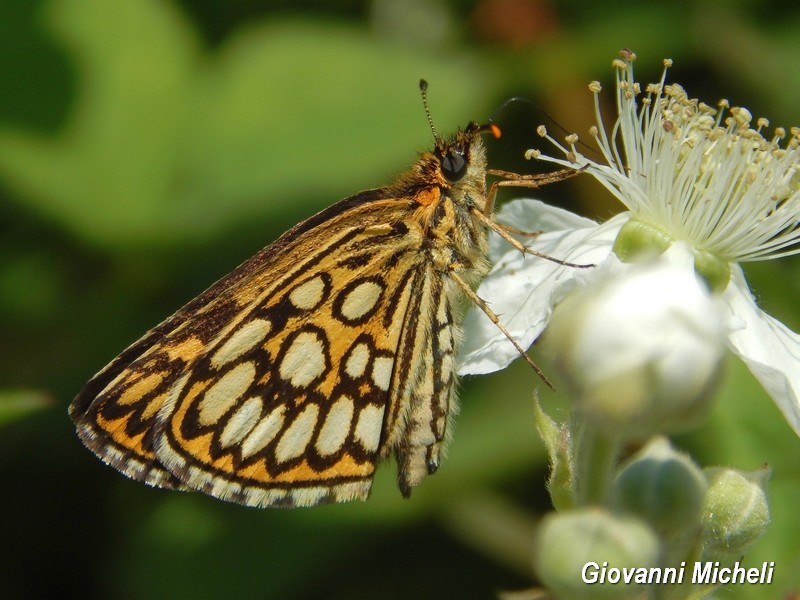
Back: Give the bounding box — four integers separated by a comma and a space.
279, 331, 327, 387
198, 361, 256, 426
241, 405, 286, 458
219, 396, 264, 448
339, 281, 383, 321
371, 356, 393, 392
345, 342, 370, 379
275, 404, 319, 463
211, 319, 272, 369
316, 396, 354, 456
289, 276, 326, 310
354, 404, 384, 453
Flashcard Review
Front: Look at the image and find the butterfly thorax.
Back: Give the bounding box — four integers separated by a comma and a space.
392, 125, 492, 289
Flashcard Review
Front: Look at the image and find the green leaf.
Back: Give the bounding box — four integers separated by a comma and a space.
535, 394, 575, 510
0, 0, 490, 249
0, 389, 52, 426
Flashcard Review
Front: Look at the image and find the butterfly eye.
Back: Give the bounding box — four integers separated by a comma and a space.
441, 151, 467, 182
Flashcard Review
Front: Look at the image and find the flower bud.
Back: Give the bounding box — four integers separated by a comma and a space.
701, 466, 771, 561
612, 437, 707, 536
613, 219, 731, 292
533, 508, 659, 600
546, 251, 726, 439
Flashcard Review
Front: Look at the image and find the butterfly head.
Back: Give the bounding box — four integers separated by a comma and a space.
433, 120, 500, 182
417, 79, 500, 198
400, 121, 499, 216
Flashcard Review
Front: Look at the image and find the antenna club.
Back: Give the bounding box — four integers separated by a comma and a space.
418, 78, 440, 143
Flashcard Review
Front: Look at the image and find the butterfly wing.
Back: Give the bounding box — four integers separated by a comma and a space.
72, 124, 494, 508
70, 189, 435, 506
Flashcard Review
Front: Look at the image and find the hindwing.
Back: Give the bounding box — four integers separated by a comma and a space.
71, 190, 441, 507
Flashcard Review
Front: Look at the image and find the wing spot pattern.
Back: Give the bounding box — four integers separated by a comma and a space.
354, 404, 384, 454
241, 405, 286, 458
197, 361, 256, 426
337, 280, 384, 322
344, 342, 371, 379
316, 396, 354, 456
288, 275, 328, 311
211, 319, 272, 369
219, 396, 264, 448
274, 404, 320, 463
371, 356, 393, 392
278, 330, 328, 388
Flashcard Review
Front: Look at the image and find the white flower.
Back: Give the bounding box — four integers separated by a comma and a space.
458, 51, 800, 435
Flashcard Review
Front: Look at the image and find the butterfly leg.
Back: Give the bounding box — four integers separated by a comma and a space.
484, 167, 581, 216
479, 168, 592, 268
448, 269, 554, 389
471, 208, 592, 268
495, 223, 543, 238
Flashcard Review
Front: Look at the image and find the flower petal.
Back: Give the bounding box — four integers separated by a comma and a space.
457, 205, 626, 375
723, 265, 800, 434
488, 199, 599, 261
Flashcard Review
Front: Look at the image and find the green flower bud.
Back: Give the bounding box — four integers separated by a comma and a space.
533, 508, 660, 600
701, 467, 771, 561
612, 218, 672, 262
613, 218, 731, 293
612, 437, 707, 536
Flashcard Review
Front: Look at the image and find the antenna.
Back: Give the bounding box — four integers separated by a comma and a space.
488, 95, 598, 158
419, 79, 441, 144
488, 96, 540, 125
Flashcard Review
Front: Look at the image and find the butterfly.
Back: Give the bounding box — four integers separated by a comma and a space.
69, 81, 579, 508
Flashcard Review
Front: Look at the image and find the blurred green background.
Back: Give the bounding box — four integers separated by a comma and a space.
2, 0, 800, 598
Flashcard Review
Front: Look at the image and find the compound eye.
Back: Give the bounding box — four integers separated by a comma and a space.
441, 151, 467, 181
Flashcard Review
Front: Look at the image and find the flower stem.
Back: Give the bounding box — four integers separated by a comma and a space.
573, 419, 621, 506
